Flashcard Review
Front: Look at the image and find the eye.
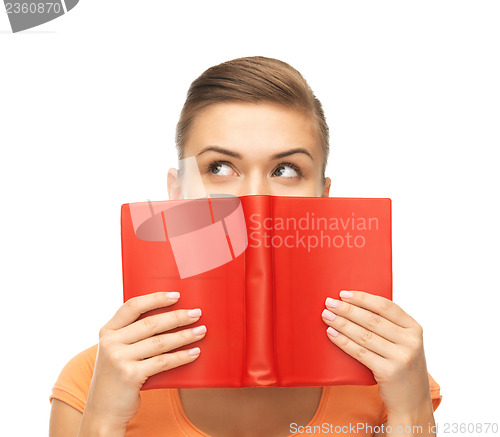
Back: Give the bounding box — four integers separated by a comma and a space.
273, 162, 303, 178
206, 160, 303, 179
207, 161, 236, 177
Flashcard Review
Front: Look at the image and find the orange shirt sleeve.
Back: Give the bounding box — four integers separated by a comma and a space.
49, 344, 98, 413
378, 372, 442, 425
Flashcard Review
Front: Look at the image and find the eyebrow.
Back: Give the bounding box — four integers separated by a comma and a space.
196, 145, 314, 161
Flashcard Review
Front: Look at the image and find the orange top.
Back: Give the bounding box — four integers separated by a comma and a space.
50, 345, 442, 436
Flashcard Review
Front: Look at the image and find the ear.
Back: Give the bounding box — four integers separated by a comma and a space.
321, 176, 331, 197
167, 168, 183, 200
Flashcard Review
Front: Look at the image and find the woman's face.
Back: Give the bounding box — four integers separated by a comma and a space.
167, 102, 331, 199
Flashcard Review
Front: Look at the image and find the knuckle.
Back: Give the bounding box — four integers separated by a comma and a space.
398, 351, 414, 369
356, 292, 366, 304
151, 334, 165, 350
98, 326, 109, 340
125, 296, 140, 311
108, 348, 123, 364
412, 332, 423, 348
406, 328, 423, 350
155, 291, 165, 303
158, 353, 173, 371
98, 336, 113, 352
355, 346, 368, 360
367, 312, 382, 330
360, 329, 374, 344
380, 363, 397, 380
398, 344, 418, 367
173, 310, 185, 327
338, 335, 350, 348
380, 298, 393, 313
168, 329, 192, 350
344, 303, 354, 317
336, 317, 348, 330
180, 328, 193, 341
118, 363, 138, 381
414, 322, 424, 337
98, 339, 121, 363
141, 315, 158, 331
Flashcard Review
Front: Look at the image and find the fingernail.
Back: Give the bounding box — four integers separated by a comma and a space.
325, 297, 340, 308
165, 291, 180, 299
187, 308, 202, 318
327, 327, 339, 337
188, 347, 201, 356
340, 290, 354, 299
192, 325, 207, 336
322, 309, 336, 321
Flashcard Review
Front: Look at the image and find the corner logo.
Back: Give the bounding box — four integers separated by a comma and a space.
4, 0, 79, 33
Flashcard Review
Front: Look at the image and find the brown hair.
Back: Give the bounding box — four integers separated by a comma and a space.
175, 56, 330, 183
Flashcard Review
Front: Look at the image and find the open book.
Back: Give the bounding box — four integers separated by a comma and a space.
121, 195, 392, 390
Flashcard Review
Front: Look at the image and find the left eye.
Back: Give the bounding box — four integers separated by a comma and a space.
273, 164, 300, 178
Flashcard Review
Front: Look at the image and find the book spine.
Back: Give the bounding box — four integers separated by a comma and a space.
242, 195, 277, 386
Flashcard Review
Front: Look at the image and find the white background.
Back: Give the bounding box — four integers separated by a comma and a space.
1, 1, 499, 435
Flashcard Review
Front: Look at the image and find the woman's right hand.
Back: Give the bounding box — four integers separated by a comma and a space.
80, 291, 206, 434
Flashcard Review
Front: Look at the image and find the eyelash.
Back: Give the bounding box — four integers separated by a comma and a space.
206, 160, 304, 178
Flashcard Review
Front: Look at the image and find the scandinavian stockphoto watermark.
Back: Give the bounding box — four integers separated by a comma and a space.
3, 0, 79, 33
248, 212, 379, 252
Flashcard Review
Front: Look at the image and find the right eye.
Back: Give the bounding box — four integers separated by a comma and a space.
207, 161, 237, 177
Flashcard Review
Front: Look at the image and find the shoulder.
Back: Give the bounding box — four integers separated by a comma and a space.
49, 344, 98, 413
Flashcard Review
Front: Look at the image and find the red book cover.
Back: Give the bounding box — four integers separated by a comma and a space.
121, 195, 392, 390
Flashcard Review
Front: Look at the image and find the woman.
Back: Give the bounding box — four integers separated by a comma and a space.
49, 56, 442, 437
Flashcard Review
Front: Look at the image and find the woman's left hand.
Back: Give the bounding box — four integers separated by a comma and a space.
321, 290, 432, 416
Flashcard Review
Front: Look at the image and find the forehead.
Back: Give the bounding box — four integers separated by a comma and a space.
184, 102, 322, 162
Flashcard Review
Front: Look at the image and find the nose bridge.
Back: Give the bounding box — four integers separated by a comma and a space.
238, 168, 270, 196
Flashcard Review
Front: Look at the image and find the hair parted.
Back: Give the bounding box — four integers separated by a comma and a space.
175, 56, 330, 183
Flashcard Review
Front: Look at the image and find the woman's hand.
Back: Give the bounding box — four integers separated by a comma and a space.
81, 291, 206, 434
321, 290, 432, 417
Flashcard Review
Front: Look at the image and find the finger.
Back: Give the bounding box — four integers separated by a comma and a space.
126, 325, 207, 360
338, 290, 416, 328
140, 346, 202, 378
326, 326, 387, 373
321, 309, 396, 358
116, 308, 202, 344
104, 292, 181, 331
325, 297, 404, 343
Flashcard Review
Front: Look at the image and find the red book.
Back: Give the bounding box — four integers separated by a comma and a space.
121, 195, 392, 390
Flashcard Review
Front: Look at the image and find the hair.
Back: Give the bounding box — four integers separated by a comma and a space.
175, 56, 330, 184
